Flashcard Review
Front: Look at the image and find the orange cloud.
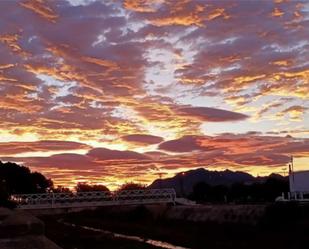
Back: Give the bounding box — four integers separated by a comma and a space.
176, 106, 249, 122
207, 8, 229, 20
159, 134, 309, 162
271, 7, 284, 17
270, 60, 291, 66
277, 105, 308, 121
0, 94, 43, 113
0, 140, 91, 156
146, 1, 206, 27
0, 0, 308, 188
3, 133, 308, 188
82, 56, 119, 70
0, 64, 15, 70
151, 14, 205, 27
121, 134, 164, 145
123, 0, 161, 13
20, 0, 58, 22
0, 34, 27, 55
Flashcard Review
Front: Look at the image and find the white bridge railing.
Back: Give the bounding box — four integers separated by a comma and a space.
11, 189, 176, 209
276, 191, 309, 202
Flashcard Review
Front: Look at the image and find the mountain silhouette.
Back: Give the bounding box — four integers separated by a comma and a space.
149, 168, 264, 195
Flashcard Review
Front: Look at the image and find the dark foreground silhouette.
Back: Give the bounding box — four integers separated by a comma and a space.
1, 161, 289, 209
41, 203, 309, 249
1, 161, 308, 249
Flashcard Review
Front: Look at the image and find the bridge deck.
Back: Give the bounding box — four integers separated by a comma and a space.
11, 189, 176, 210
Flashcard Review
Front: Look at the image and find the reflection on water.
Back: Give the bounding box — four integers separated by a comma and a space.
60, 220, 190, 249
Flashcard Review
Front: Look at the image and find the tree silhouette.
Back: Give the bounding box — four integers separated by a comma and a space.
75, 182, 110, 192
190, 175, 289, 203
0, 161, 53, 194
0, 161, 53, 207
52, 185, 72, 193
118, 182, 146, 191
190, 181, 211, 201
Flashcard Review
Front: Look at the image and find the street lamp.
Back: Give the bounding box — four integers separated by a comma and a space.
179, 172, 185, 197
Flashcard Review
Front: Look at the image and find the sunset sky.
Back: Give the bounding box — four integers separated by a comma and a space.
0, 0, 308, 189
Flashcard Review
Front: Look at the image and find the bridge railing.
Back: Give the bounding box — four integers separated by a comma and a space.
11, 189, 176, 209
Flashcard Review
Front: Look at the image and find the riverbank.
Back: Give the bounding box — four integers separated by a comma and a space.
41, 203, 309, 249
42, 215, 158, 249
0, 207, 61, 249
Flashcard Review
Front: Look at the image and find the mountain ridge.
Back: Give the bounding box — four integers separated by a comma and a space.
149, 168, 287, 195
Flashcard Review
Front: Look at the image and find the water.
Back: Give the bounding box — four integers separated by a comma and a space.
60, 220, 190, 249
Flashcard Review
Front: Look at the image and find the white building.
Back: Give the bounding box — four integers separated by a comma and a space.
289, 170, 309, 193
287, 156, 309, 201
277, 157, 309, 202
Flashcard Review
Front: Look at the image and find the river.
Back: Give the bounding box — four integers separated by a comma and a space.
59, 220, 190, 249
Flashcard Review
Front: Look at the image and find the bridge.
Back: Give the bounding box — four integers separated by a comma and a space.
11, 189, 177, 210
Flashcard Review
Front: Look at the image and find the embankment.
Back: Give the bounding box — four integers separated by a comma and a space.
41, 202, 309, 249
0, 207, 62, 249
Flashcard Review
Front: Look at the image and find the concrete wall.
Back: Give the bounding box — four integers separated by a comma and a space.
26, 206, 99, 216
0, 208, 62, 249
164, 205, 266, 225
26, 203, 267, 225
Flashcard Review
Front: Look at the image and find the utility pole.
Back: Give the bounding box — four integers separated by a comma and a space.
179, 172, 185, 197
158, 172, 163, 189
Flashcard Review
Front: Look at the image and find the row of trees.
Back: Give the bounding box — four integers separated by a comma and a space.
53, 182, 146, 193
0, 161, 146, 207
189, 177, 289, 203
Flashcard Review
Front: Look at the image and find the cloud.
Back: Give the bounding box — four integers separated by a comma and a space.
144, 151, 169, 159
172, 0, 309, 104
87, 147, 150, 161
125, 0, 229, 27
0, 0, 152, 140
20, 153, 98, 170
123, 0, 160, 13
266, 129, 309, 136
1, 0, 307, 140
0, 140, 91, 156
20, 0, 58, 22
159, 135, 205, 152
121, 134, 164, 145
254, 98, 290, 119
0, 0, 308, 188
159, 134, 309, 166
176, 106, 249, 122
277, 105, 308, 121
2, 132, 308, 188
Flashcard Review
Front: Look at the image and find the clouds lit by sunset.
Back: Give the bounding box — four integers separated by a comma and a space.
0, 0, 308, 189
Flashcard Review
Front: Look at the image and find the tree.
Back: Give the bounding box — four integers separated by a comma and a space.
118, 182, 146, 191
190, 175, 289, 203
190, 181, 210, 202
209, 185, 228, 202
52, 185, 72, 193
0, 161, 53, 194
0, 178, 13, 208
229, 182, 250, 202
0, 161, 53, 208
262, 177, 289, 201
31, 172, 54, 192
75, 182, 110, 192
